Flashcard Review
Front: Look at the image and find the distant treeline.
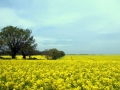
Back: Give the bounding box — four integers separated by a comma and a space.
66, 54, 104, 55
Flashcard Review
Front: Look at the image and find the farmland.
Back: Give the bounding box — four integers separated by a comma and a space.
0, 55, 120, 90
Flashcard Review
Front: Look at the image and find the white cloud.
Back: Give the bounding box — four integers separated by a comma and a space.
34, 36, 73, 44
43, 13, 81, 26
94, 0, 120, 18
37, 0, 91, 26
0, 8, 35, 28
34, 36, 71, 51
61, 39, 73, 42
92, 0, 120, 28
34, 36, 57, 43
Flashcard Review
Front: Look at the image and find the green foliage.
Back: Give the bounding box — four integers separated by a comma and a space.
43, 48, 65, 60
0, 26, 37, 59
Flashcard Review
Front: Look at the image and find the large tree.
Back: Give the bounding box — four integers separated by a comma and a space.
0, 26, 37, 59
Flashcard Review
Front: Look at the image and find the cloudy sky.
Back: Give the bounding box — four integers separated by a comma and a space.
0, 0, 120, 54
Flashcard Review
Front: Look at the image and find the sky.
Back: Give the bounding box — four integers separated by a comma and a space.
0, 0, 120, 54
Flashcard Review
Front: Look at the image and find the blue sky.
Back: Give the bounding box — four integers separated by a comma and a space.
0, 0, 120, 54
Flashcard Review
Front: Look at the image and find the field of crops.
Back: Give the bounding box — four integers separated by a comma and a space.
0, 55, 120, 90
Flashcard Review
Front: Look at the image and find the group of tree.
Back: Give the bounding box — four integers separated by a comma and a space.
41, 48, 65, 60
0, 26, 65, 60
0, 26, 38, 59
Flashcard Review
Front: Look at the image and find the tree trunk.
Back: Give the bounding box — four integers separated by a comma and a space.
22, 52, 26, 59
11, 48, 17, 59
11, 52, 16, 59
23, 55, 26, 59
29, 55, 31, 59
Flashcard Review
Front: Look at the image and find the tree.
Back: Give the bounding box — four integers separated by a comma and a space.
59, 51, 65, 57
48, 48, 60, 59
43, 48, 65, 60
20, 40, 37, 59
0, 26, 37, 59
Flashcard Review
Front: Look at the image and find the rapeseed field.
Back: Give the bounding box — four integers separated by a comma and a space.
0, 55, 120, 90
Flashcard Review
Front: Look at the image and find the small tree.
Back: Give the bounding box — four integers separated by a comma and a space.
48, 48, 60, 59
59, 51, 65, 57
0, 26, 37, 59
43, 48, 65, 60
